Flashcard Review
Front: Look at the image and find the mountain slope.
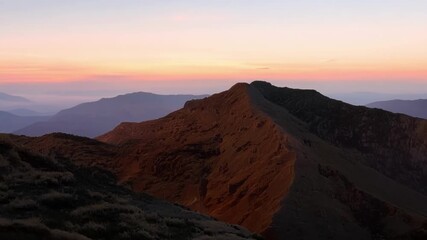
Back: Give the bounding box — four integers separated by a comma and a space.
11, 82, 427, 239
251, 81, 427, 195
0, 137, 258, 240
97, 82, 427, 239
14, 92, 207, 138
0, 111, 50, 133
99, 84, 296, 233
367, 99, 427, 119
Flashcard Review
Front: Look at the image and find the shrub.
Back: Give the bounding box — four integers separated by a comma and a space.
0, 218, 91, 240
7, 198, 38, 210
38, 191, 74, 208
71, 203, 141, 219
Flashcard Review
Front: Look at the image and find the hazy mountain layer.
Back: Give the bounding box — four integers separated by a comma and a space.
14, 92, 207, 138
0, 111, 50, 133
0, 92, 30, 102
367, 99, 427, 119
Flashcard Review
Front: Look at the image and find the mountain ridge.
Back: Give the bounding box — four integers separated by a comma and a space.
97, 81, 427, 239
8, 82, 427, 239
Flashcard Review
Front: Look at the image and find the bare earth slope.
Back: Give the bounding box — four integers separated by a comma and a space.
99, 84, 295, 233
98, 82, 427, 239
0, 137, 257, 240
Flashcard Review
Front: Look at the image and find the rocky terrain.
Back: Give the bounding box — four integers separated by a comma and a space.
98, 82, 427, 239
7, 82, 427, 239
0, 137, 259, 240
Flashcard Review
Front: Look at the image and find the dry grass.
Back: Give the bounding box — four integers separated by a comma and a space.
0, 140, 257, 240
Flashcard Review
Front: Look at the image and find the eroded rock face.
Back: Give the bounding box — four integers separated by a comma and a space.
99, 83, 296, 233
0, 140, 258, 240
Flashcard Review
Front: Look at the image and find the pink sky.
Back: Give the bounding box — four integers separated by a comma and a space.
0, 0, 426, 93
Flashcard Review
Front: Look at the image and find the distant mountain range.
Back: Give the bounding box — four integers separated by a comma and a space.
0, 111, 50, 133
15, 92, 207, 138
367, 99, 427, 119
0, 92, 30, 102
330, 92, 427, 105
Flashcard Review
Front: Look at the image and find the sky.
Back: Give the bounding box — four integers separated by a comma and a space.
1, 0, 427, 106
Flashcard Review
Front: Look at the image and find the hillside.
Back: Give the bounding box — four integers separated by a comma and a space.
367, 99, 427, 119
97, 82, 427, 239
0, 111, 50, 133
14, 92, 207, 138
0, 137, 258, 240
9, 82, 427, 239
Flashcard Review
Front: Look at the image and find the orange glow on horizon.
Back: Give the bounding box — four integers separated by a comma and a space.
1, 64, 426, 84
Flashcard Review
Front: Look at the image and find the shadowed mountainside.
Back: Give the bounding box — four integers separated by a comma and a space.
0, 137, 258, 240
251, 81, 427, 195
367, 99, 427, 119
14, 92, 207, 138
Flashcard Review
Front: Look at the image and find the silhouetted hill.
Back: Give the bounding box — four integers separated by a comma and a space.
367, 99, 427, 119
0, 111, 50, 133
14, 92, 207, 138
97, 81, 427, 240
0, 137, 258, 240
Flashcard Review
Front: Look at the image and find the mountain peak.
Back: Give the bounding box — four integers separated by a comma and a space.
95, 81, 427, 239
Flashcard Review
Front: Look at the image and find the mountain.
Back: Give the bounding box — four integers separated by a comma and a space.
0, 92, 30, 102
8, 82, 427, 239
7, 108, 50, 116
367, 99, 427, 119
14, 92, 207, 138
0, 111, 50, 133
0, 136, 258, 240
96, 82, 427, 239
329, 92, 427, 106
